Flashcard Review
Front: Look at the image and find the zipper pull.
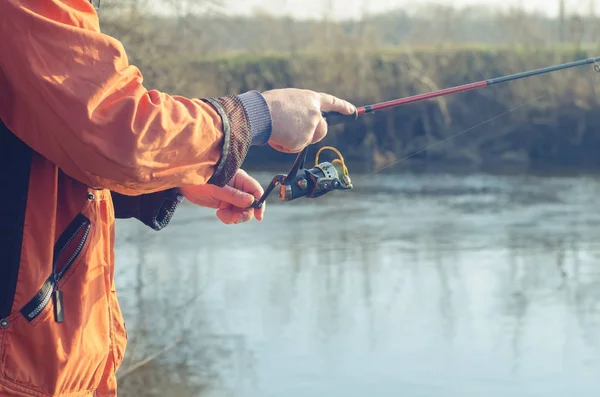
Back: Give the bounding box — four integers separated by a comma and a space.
53, 276, 64, 323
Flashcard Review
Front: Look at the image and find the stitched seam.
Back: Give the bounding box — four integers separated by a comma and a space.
0, 376, 96, 397
107, 291, 116, 374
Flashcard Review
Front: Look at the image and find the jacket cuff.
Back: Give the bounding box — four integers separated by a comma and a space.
143, 189, 185, 231
202, 91, 270, 187
111, 189, 184, 231
237, 90, 273, 146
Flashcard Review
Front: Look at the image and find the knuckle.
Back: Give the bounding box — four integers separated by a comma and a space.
234, 190, 247, 200
309, 102, 321, 112
227, 188, 242, 199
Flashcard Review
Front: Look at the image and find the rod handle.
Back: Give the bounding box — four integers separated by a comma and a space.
322, 109, 359, 126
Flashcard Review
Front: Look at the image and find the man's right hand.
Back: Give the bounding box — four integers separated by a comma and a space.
261, 89, 356, 153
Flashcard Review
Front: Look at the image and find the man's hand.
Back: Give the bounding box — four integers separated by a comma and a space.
179, 169, 265, 225
262, 89, 356, 153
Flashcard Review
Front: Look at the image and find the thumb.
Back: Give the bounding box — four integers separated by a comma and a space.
319, 92, 356, 115
212, 185, 255, 208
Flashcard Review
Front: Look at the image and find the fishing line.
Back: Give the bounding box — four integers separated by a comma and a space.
357, 93, 548, 181
251, 55, 600, 208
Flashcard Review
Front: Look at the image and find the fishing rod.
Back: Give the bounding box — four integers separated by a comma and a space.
323, 55, 600, 125
250, 55, 600, 209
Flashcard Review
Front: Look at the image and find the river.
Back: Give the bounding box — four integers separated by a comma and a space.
113, 170, 600, 397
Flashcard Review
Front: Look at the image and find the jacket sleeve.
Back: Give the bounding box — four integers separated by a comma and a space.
0, 0, 272, 196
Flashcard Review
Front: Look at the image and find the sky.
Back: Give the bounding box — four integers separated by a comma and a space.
221, 0, 592, 20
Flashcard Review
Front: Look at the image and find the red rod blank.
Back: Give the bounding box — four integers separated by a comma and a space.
358, 81, 489, 115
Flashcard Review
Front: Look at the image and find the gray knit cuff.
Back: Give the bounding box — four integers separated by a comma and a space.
237, 90, 273, 146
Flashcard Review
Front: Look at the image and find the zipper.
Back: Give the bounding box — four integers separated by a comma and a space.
52, 220, 91, 323
20, 214, 92, 323
21, 276, 55, 321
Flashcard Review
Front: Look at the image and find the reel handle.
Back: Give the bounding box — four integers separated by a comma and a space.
250, 174, 286, 209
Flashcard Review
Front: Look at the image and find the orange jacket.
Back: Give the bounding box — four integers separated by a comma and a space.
0, 1, 271, 396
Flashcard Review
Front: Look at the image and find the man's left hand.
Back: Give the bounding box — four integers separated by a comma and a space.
179, 169, 265, 224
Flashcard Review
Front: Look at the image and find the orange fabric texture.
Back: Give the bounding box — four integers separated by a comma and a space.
0, 0, 263, 396
0, 0, 234, 195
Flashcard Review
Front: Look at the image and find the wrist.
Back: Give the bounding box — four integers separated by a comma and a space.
237, 90, 273, 146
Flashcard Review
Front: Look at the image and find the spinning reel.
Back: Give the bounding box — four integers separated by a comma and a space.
250, 146, 353, 209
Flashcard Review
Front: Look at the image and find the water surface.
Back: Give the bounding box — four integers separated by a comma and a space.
114, 171, 600, 396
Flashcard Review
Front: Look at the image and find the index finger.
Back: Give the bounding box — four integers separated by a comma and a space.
212, 185, 256, 209
237, 170, 264, 198
319, 92, 356, 115
236, 170, 266, 221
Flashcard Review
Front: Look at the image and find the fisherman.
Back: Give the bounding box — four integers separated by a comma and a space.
0, 1, 356, 396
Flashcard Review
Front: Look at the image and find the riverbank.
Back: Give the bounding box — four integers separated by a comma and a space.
134, 46, 600, 171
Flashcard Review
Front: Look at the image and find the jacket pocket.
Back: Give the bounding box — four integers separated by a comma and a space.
20, 213, 92, 324
0, 211, 109, 396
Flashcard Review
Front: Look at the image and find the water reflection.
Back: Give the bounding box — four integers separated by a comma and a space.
114, 171, 600, 396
